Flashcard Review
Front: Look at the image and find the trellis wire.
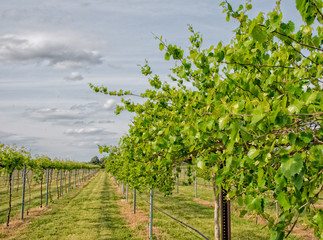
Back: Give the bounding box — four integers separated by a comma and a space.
136, 192, 210, 240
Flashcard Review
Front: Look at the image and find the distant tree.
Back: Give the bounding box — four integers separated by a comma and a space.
90, 156, 100, 165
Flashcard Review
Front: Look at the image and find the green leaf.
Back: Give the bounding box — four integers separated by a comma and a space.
219, 115, 229, 130
286, 21, 295, 33
165, 52, 170, 61
251, 25, 267, 43
251, 113, 266, 125
288, 133, 296, 146
247, 197, 264, 212
248, 148, 260, 159
287, 104, 300, 114
214, 50, 225, 62
296, 0, 317, 25
270, 230, 285, 240
277, 192, 290, 210
281, 153, 303, 179
196, 156, 205, 169
159, 43, 164, 51
292, 173, 303, 190
206, 118, 214, 130
313, 211, 323, 238
169, 135, 176, 144
299, 132, 313, 144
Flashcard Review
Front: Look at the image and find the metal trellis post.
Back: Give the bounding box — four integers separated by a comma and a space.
133, 188, 136, 214
220, 188, 231, 240
126, 184, 129, 202
177, 175, 179, 193
21, 166, 27, 219
60, 169, 62, 197
149, 188, 153, 239
195, 170, 197, 198
46, 168, 49, 206
68, 170, 71, 192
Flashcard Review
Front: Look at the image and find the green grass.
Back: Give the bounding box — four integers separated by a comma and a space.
0, 169, 89, 225
115, 175, 305, 240
129, 189, 275, 239
171, 179, 304, 240
13, 172, 139, 240
1, 172, 312, 239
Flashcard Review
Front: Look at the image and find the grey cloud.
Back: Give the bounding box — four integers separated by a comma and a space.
26, 103, 115, 126
98, 120, 114, 124
70, 102, 100, 111
65, 127, 116, 136
64, 72, 84, 81
27, 107, 83, 122
72, 120, 96, 125
107, 63, 123, 69
0, 131, 39, 145
0, 33, 103, 69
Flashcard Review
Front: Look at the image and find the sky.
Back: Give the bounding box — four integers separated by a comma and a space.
0, 1, 302, 162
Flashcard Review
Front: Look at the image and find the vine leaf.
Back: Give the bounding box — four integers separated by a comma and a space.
281, 153, 304, 179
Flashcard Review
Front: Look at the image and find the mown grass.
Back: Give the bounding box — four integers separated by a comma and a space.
116, 175, 304, 240
1, 171, 312, 240
128, 189, 275, 239
13, 172, 139, 240
0, 169, 86, 225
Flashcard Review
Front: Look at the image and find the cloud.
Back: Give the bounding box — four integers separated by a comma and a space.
107, 63, 123, 69
0, 33, 103, 69
64, 72, 84, 81
103, 99, 115, 110
0, 131, 39, 146
27, 108, 82, 121
65, 127, 116, 136
98, 120, 114, 124
70, 102, 100, 111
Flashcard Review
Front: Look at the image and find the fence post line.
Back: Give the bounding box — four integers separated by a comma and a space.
195, 170, 197, 198
122, 183, 125, 195
21, 166, 27, 220
74, 169, 76, 188
133, 188, 136, 214
46, 168, 49, 206
126, 184, 129, 202
149, 188, 153, 239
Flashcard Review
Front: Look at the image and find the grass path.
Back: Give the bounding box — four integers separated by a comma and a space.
15, 172, 139, 240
